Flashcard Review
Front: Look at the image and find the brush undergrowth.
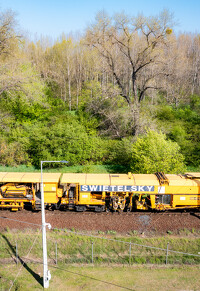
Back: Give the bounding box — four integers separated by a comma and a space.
0, 229, 199, 265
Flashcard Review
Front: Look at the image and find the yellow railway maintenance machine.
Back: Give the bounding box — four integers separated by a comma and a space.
0, 171, 199, 212
60, 172, 200, 212
0, 172, 61, 211
60, 173, 156, 212
133, 172, 200, 211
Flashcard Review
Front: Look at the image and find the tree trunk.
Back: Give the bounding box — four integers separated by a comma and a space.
67, 63, 71, 111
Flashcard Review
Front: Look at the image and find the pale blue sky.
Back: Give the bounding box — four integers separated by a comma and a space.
0, 0, 199, 40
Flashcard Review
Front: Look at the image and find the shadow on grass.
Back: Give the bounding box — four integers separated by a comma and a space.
50, 264, 134, 290
1, 234, 43, 287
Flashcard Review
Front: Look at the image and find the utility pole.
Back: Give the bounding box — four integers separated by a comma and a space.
41, 160, 68, 288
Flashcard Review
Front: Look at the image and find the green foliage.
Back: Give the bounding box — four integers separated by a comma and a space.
106, 138, 133, 168
1, 86, 199, 169
156, 99, 200, 167
131, 130, 186, 173
156, 106, 175, 121
21, 114, 107, 167
0, 62, 49, 123
76, 109, 99, 135
80, 81, 103, 107
2, 94, 48, 122
0, 137, 29, 166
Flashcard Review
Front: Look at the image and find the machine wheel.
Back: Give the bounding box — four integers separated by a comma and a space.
95, 205, 105, 212
75, 205, 86, 212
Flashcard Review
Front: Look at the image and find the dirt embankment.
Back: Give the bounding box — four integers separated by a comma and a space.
0, 210, 199, 234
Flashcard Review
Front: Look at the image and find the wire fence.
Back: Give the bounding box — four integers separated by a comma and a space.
0, 228, 200, 266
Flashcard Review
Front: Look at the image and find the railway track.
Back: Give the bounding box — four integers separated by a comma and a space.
1, 208, 199, 217
48, 209, 200, 217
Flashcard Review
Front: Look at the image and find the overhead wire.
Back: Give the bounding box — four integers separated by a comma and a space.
48, 263, 134, 291
0, 216, 41, 227
8, 228, 42, 291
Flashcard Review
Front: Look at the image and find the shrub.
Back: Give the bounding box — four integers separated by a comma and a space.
131, 130, 186, 173
0, 138, 29, 166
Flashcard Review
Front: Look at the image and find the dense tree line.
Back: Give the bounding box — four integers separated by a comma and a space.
0, 9, 199, 172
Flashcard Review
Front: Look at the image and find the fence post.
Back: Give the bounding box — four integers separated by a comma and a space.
129, 241, 131, 265
92, 241, 94, 264
55, 242, 57, 265
16, 241, 18, 265
166, 242, 169, 264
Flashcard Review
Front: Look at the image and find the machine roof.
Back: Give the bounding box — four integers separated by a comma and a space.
1, 171, 199, 187
61, 173, 159, 186
0, 172, 60, 183
132, 174, 160, 185
61, 173, 135, 185
166, 174, 199, 186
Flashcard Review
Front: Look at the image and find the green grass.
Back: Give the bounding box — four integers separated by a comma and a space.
0, 164, 199, 173
0, 264, 200, 291
0, 229, 200, 290
186, 165, 200, 172
0, 164, 128, 173
0, 164, 38, 172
